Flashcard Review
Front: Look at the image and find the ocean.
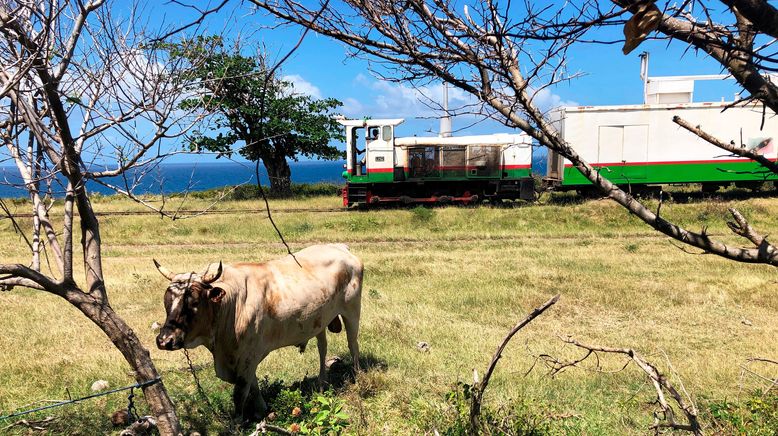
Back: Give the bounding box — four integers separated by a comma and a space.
0, 160, 347, 198
0, 152, 548, 198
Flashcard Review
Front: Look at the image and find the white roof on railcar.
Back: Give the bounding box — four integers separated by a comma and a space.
336, 118, 405, 127
395, 133, 531, 146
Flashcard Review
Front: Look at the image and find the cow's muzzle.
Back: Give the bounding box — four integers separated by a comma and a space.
156, 328, 184, 351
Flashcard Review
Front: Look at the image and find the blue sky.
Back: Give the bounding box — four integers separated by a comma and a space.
146, 1, 744, 162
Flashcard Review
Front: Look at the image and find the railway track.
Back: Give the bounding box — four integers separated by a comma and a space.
101, 232, 672, 252
0, 207, 348, 219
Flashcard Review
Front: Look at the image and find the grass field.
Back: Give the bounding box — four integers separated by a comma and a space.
0, 192, 777, 434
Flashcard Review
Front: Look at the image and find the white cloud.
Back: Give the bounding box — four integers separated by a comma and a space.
349, 75, 475, 119
341, 97, 365, 116
345, 75, 576, 119
283, 74, 323, 99
531, 88, 579, 111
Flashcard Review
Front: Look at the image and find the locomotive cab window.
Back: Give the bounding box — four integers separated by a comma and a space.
348, 126, 368, 176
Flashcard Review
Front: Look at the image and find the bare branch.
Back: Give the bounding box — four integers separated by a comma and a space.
543, 336, 702, 435
0, 264, 61, 293
673, 115, 778, 175
470, 294, 560, 431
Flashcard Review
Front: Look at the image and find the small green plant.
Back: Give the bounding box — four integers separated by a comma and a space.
300, 394, 350, 435
271, 387, 305, 418
287, 220, 314, 237
411, 205, 435, 223
624, 243, 639, 253
347, 215, 380, 231
707, 392, 778, 435
431, 382, 550, 435
268, 388, 349, 435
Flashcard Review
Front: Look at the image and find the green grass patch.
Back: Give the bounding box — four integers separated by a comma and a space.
1, 194, 778, 433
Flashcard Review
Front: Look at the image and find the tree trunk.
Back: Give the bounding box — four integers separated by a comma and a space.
68, 291, 181, 435
263, 154, 293, 197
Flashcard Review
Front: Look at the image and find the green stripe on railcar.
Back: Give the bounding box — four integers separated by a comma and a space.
561, 160, 778, 187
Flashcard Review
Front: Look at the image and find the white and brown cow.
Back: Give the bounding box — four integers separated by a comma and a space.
153, 244, 363, 420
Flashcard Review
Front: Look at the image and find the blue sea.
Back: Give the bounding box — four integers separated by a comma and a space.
0, 152, 548, 198
0, 160, 347, 198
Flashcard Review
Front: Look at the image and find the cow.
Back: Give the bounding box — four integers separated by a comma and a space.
152, 244, 363, 420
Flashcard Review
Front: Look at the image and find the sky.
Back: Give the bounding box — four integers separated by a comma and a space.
140, 1, 744, 163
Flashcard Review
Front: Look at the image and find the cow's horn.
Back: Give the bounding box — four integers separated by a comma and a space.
153, 259, 175, 280
202, 261, 223, 284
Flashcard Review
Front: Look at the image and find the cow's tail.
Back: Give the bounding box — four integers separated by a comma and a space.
328, 315, 343, 333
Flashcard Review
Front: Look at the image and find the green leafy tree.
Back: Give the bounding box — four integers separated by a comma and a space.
172, 36, 344, 197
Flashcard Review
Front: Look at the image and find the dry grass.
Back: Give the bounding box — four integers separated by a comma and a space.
0, 194, 777, 434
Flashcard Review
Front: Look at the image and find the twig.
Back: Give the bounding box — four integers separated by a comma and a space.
251, 0, 331, 268
1, 416, 56, 431
740, 357, 778, 395
469, 294, 560, 432
726, 208, 778, 262
672, 115, 778, 175
543, 337, 702, 435
250, 420, 294, 435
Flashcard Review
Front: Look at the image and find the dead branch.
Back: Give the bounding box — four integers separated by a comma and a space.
250, 420, 294, 435
740, 357, 778, 395
1, 416, 56, 432
469, 294, 560, 432
542, 336, 702, 435
673, 115, 778, 175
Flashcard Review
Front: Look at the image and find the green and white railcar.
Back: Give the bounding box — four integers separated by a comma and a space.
547, 102, 778, 192
547, 58, 778, 192
339, 118, 535, 207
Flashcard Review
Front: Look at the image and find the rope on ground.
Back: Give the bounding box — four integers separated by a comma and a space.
0, 378, 160, 421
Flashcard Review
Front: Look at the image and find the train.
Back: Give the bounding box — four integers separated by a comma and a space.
340, 58, 778, 207
340, 118, 536, 206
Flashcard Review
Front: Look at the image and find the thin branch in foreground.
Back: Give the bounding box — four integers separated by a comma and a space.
672, 115, 778, 175
739, 357, 778, 395
250, 420, 293, 435
541, 336, 702, 435
469, 294, 560, 432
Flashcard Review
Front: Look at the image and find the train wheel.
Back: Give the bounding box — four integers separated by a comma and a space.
701, 183, 720, 193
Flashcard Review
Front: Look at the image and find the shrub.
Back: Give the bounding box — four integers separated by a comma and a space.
707, 392, 778, 435
411, 205, 435, 224
268, 388, 350, 435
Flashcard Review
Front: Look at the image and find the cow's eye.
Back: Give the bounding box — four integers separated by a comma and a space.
186, 294, 197, 305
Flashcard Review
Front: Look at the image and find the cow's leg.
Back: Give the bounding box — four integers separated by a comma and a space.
342, 306, 361, 373
316, 330, 328, 389
232, 378, 252, 421
233, 375, 266, 423
247, 379, 267, 419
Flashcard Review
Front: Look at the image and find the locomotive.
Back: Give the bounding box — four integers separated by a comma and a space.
339, 118, 536, 207
340, 56, 778, 208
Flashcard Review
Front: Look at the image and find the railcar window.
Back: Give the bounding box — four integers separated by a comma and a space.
382, 126, 392, 141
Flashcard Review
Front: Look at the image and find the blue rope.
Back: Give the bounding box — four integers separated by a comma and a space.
0, 378, 160, 421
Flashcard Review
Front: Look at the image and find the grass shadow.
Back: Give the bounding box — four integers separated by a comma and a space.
259, 352, 388, 408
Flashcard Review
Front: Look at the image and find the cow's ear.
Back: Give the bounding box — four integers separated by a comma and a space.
208, 287, 225, 303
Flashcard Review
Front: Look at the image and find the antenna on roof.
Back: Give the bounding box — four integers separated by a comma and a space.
440, 82, 452, 138
640, 51, 649, 103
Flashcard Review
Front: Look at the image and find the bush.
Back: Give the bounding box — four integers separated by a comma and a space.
707, 392, 778, 435
414, 382, 551, 435
410, 205, 435, 223
191, 183, 342, 200
268, 388, 350, 435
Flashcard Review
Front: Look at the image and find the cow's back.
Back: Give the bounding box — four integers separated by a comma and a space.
225, 244, 362, 352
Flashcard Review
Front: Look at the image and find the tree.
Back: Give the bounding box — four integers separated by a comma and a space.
248, 0, 778, 267
171, 37, 345, 197
0, 1, 214, 433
